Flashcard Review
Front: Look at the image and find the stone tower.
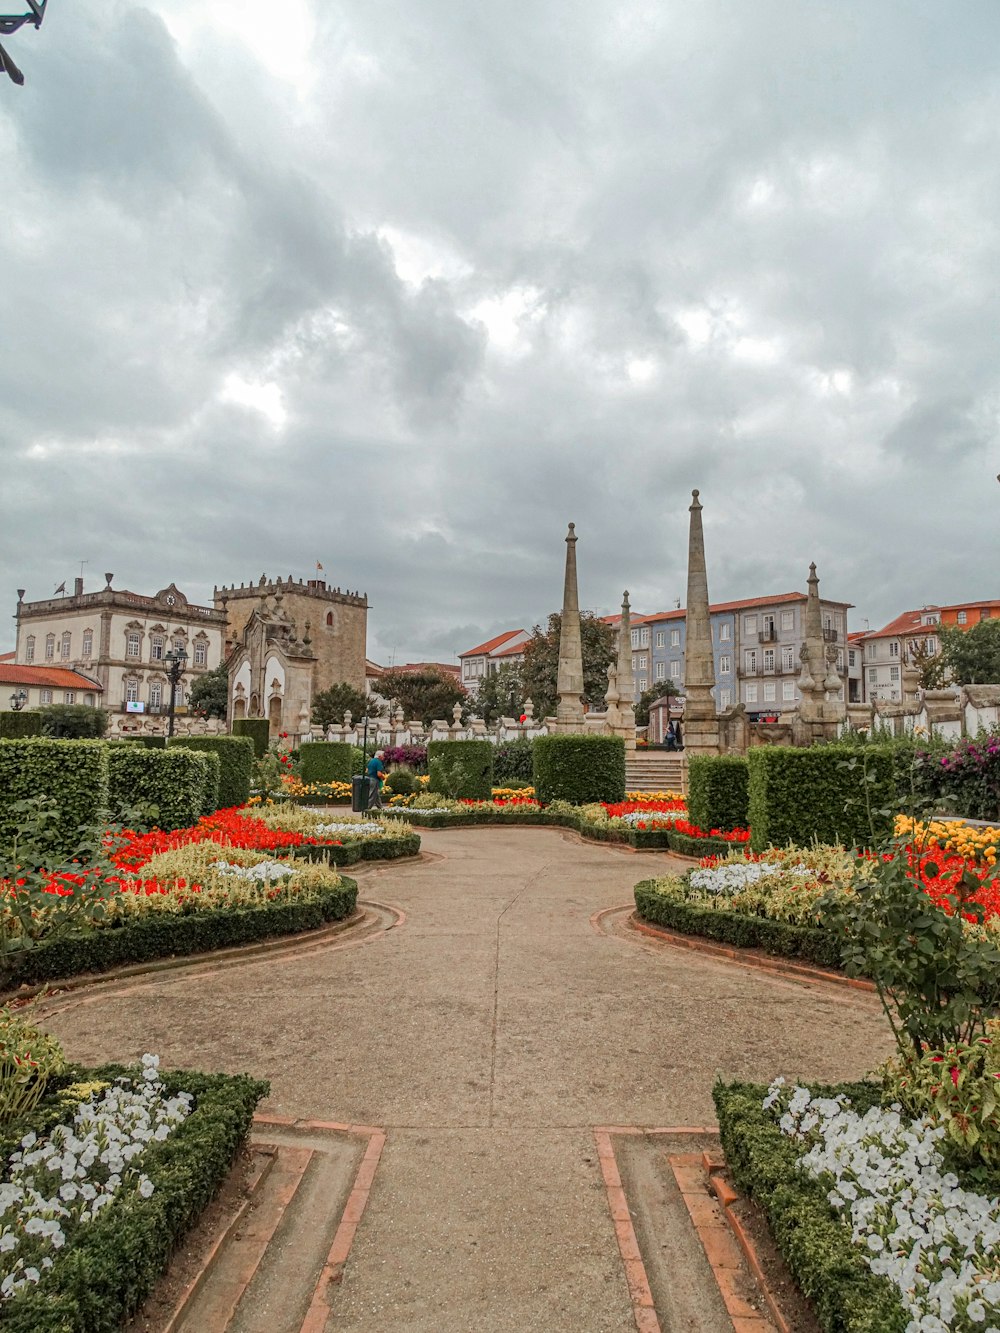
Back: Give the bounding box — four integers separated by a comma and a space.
555, 523, 586, 732
681, 490, 721, 756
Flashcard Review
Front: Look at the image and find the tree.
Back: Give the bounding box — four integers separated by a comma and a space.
377, 668, 467, 726
941, 620, 1000, 685
634, 681, 680, 727
519, 612, 616, 718
907, 639, 948, 691
312, 681, 369, 729
189, 665, 229, 720
473, 662, 525, 725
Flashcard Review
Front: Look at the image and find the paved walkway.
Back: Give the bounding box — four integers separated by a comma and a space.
40, 827, 893, 1332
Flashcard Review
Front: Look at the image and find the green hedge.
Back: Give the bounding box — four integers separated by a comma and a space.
427, 740, 494, 799
713, 1081, 906, 1333
748, 744, 899, 852
194, 751, 221, 816
0, 879, 359, 991
119, 735, 167, 750
666, 829, 742, 858
0, 738, 109, 857
2, 1065, 268, 1333
493, 737, 535, 783
38, 704, 109, 739
293, 830, 421, 864
299, 741, 355, 785
0, 711, 42, 739
232, 717, 270, 758
107, 746, 212, 831
633, 881, 843, 969
532, 734, 626, 805
168, 735, 254, 809
687, 755, 749, 833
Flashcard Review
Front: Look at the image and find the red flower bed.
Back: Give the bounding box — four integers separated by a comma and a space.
107, 807, 333, 873
909, 846, 1000, 923
602, 799, 686, 818
670, 818, 751, 843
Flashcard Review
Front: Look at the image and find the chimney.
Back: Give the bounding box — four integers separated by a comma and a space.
74, 577, 84, 597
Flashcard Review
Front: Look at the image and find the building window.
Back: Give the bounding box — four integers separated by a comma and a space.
25, 636, 34, 663
763, 648, 775, 672
835, 613, 844, 629
745, 648, 757, 674
640, 628, 649, 647
45, 634, 55, 661
780, 610, 794, 632
630, 629, 640, 649
84, 693, 95, 706
149, 681, 162, 709
958, 611, 967, 625
848, 650, 856, 667
60, 631, 71, 660
866, 642, 876, 660
981, 609, 991, 622
669, 660, 681, 679
762, 614, 775, 638
64, 691, 75, 704
744, 615, 757, 634
763, 682, 776, 702
82, 629, 93, 659
126, 631, 141, 659
868, 668, 878, 683
463, 662, 473, 679
40, 688, 52, 704
172, 637, 185, 654
889, 641, 899, 658
655, 631, 665, 648
719, 688, 732, 709
926, 638, 937, 656
125, 677, 139, 703
719, 654, 731, 675
719, 622, 731, 642
194, 640, 208, 666
151, 635, 165, 661
326, 611, 334, 626
890, 665, 900, 681
655, 661, 665, 681
638, 677, 647, 692
670, 628, 680, 647
745, 683, 758, 704
782, 645, 794, 672
782, 680, 795, 701
836, 649, 844, 669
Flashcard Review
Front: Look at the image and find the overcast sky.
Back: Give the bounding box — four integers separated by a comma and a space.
2, 1, 998, 663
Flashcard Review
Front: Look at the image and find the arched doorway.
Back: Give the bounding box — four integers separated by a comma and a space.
268, 694, 282, 737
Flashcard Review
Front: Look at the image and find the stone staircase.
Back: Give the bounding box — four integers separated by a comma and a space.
625, 749, 687, 794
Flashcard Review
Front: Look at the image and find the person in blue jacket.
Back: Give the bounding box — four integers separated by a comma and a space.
366, 749, 386, 808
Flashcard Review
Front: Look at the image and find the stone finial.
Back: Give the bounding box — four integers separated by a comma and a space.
690, 488, 701, 510
555, 520, 586, 731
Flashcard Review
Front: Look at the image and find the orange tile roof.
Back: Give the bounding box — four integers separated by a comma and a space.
459, 629, 527, 659
939, 599, 1000, 613
0, 651, 14, 662
641, 590, 854, 624
862, 609, 942, 641
374, 661, 463, 680
0, 663, 103, 690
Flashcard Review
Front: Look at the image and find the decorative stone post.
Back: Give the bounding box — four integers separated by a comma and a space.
681, 490, 720, 756
605, 590, 637, 748
555, 523, 587, 732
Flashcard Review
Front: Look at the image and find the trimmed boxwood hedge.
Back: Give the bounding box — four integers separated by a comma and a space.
713, 1081, 906, 1333
168, 735, 254, 810
232, 717, 270, 758
385, 807, 677, 849
532, 734, 626, 805
299, 741, 355, 786
2, 1064, 269, 1333
666, 828, 741, 858
0, 878, 359, 991
0, 738, 109, 858
632, 880, 843, 968
427, 740, 494, 800
107, 746, 212, 831
118, 736, 167, 750
294, 831, 421, 865
687, 755, 749, 833
0, 711, 43, 738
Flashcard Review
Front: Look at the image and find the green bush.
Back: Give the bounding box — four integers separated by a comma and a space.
384, 765, 418, 795
38, 705, 108, 739
687, 755, 749, 832
232, 718, 270, 759
532, 734, 626, 805
0, 739, 109, 857
0, 712, 42, 739
107, 746, 210, 831
747, 744, 899, 852
168, 736, 254, 809
493, 737, 535, 783
119, 735, 167, 750
713, 1081, 906, 1333
193, 750, 221, 816
2, 1065, 268, 1333
299, 742, 354, 785
666, 828, 743, 858
427, 740, 494, 799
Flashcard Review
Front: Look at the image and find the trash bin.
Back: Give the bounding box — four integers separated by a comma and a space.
351, 774, 370, 814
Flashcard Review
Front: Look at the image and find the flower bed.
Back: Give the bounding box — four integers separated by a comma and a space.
715, 1076, 1000, 1333
0, 1056, 267, 1332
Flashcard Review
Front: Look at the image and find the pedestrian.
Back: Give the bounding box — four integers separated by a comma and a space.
366, 748, 386, 809
665, 720, 676, 751
674, 720, 684, 751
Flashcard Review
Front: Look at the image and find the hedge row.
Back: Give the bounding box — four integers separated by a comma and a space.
0, 712, 43, 739
0, 879, 359, 992
747, 745, 900, 852
0, 738, 109, 858
532, 734, 626, 805
632, 880, 843, 969
386, 807, 698, 851
168, 735, 254, 809
713, 1081, 906, 1333
293, 832, 421, 865
687, 755, 749, 833
299, 741, 355, 785
3, 1065, 269, 1333
232, 717, 270, 758
428, 739, 494, 800
107, 746, 218, 830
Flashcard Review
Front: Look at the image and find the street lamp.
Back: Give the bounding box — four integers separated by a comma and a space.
163, 647, 187, 739
9, 689, 27, 711
0, 2, 48, 85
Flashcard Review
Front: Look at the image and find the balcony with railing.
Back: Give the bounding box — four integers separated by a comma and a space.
823, 627, 839, 642
758, 627, 778, 642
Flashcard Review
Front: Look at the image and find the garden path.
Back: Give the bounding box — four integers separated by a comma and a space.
39, 826, 894, 1332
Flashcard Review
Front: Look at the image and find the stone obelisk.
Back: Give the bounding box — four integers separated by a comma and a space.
798, 562, 845, 737
615, 589, 636, 748
555, 523, 586, 732
682, 489, 720, 755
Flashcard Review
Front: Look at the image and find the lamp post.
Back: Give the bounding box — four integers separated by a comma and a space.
0, 2, 48, 85
163, 647, 187, 739
9, 689, 27, 711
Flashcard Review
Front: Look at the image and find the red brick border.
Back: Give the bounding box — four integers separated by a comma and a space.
594, 1129, 661, 1333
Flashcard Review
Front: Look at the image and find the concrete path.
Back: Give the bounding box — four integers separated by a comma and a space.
40, 827, 894, 1332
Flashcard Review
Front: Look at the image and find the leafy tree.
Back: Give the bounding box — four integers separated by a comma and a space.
377, 669, 467, 726
312, 681, 369, 729
519, 612, 616, 718
473, 662, 525, 724
634, 681, 680, 727
907, 639, 948, 691
189, 665, 229, 720
940, 620, 1000, 685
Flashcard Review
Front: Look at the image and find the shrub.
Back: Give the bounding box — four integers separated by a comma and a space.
532, 734, 626, 805
747, 744, 900, 851
687, 755, 749, 832
384, 765, 419, 795
382, 744, 427, 772
427, 740, 493, 799
107, 746, 210, 831
167, 736, 254, 809
38, 705, 108, 739
299, 742, 354, 785
232, 718, 270, 759
0, 739, 109, 858
0, 713, 42, 739
493, 737, 535, 783
118, 736, 167, 750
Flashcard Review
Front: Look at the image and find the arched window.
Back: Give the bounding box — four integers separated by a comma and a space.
60, 631, 71, 659
326, 612, 333, 626
125, 677, 139, 703
193, 638, 208, 666
25, 635, 35, 663
82, 629, 93, 659
126, 630, 141, 659
45, 634, 55, 660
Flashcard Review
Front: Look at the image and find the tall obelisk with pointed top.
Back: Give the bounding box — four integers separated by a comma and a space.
682, 489, 720, 755
555, 522, 586, 732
